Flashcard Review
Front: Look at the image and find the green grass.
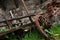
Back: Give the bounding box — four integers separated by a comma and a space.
2, 28, 44, 40
50, 24, 60, 40
22, 29, 44, 40
2, 24, 60, 40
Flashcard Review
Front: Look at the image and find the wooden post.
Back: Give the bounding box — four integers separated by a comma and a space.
21, 0, 33, 22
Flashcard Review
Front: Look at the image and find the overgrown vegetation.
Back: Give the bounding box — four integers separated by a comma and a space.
50, 24, 60, 40
0, 28, 44, 40
0, 24, 60, 40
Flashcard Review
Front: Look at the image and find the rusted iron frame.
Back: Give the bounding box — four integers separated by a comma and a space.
41, 0, 60, 9
0, 14, 50, 27
41, 0, 52, 9
0, 13, 51, 27
0, 15, 35, 27
33, 15, 50, 40
0, 15, 34, 23
21, 0, 50, 39
0, 0, 58, 37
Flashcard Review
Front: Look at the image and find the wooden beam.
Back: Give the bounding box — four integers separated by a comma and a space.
0, 23, 33, 36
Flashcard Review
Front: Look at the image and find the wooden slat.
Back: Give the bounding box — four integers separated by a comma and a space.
0, 15, 34, 23
0, 23, 33, 36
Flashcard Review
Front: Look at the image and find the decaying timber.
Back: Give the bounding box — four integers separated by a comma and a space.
0, 0, 60, 40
